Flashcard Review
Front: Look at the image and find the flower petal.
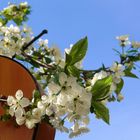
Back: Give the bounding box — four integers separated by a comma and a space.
16, 116, 25, 125
15, 106, 24, 118
32, 108, 42, 119
9, 106, 15, 116
37, 101, 44, 109
15, 90, 23, 100
59, 72, 67, 85
20, 97, 30, 107
48, 83, 61, 95
7, 96, 16, 106
25, 119, 35, 129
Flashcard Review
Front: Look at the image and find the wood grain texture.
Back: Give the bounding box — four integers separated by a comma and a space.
0, 56, 55, 140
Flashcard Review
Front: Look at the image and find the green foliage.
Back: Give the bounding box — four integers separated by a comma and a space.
128, 55, 140, 62
92, 102, 110, 124
65, 37, 88, 77
108, 95, 116, 102
0, 2, 31, 25
126, 49, 138, 54
33, 90, 41, 99
15, 55, 25, 61
124, 69, 139, 78
30, 90, 41, 109
113, 48, 121, 55
29, 59, 40, 68
0, 114, 11, 121
0, 17, 8, 25
67, 65, 80, 77
65, 37, 88, 66
91, 76, 113, 101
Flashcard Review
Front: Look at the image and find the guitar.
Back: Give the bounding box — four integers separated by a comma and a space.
0, 56, 55, 140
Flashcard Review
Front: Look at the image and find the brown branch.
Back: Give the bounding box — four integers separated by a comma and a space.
21, 52, 54, 69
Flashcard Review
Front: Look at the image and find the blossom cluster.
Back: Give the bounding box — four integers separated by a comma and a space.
0, 2, 30, 25
0, 24, 32, 57
116, 34, 140, 48
5, 72, 92, 138
1, 62, 125, 138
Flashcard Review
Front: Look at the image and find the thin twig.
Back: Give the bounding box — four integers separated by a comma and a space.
23, 29, 48, 50
21, 52, 54, 69
0, 99, 7, 102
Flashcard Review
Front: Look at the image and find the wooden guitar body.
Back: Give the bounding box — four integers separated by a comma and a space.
0, 56, 55, 140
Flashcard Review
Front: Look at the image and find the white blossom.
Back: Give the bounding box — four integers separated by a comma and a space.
45, 72, 92, 136
116, 35, 130, 46
91, 70, 108, 86
9, 24, 20, 33
20, 2, 28, 7
116, 35, 129, 41
131, 41, 140, 48
37, 95, 53, 116
16, 116, 26, 125
110, 62, 125, 82
69, 125, 90, 138
38, 38, 48, 47
50, 46, 62, 64
110, 62, 124, 73
117, 93, 124, 101
25, 119, 36, 129
23, 24, 32, 34
0, 24, 33, 57
49, 116, 69, 133
7, 90, 30, 118
108, 62, 125, 95
32, 108, 42, 119
81, 116, 90, 125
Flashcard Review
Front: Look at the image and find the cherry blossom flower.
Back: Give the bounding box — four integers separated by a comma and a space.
7, 90, 30, 118
131, 41, 140, 48
38, 38, 48, 47
116, 35, 130, 46
91, 70, 108, 86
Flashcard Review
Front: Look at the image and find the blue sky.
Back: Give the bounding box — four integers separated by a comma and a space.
1, 0, 140, 140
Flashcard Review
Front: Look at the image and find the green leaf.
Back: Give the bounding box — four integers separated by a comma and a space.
126, 49, 138, 54
13, 18, 23, 26
28, 58, 40, 68
15, 55, 25, 61
115, 79, 124, 95
65, 52, 72, 66
45, 57, 52, 63
33, 90, 41, 99
0, 17, 8, 25
91, 76, 113, 101
67, 65, 80, 77
1, 114, 11, 121
92, 102, 110, 124
66, 36, 88, 65
128, 55, 140, 62
112, 48, 121, 55
124, 69, 139, 78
